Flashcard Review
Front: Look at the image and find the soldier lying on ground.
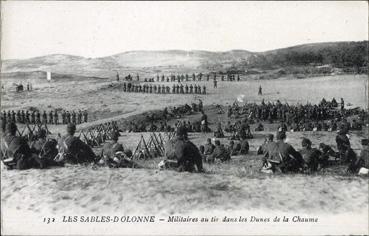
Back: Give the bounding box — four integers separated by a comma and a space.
1, 122, 44, 170
300, 138, 320, 173
30, 129, 61, 168
55, 123, 97, 164
261, 131, 304, 174
162, 126, 203, 172
97, 132, 140, 168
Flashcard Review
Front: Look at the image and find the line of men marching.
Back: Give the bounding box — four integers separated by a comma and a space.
1, 110, 88, 125
125, 73, 241, 83
122, 82, 207, 95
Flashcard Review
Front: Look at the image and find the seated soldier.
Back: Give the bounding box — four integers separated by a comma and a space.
204, 138, 215, 162
336, 125, 353, 164
239, 137, 249, 155
347, 139, 368, 174
228, 140, 239, 156
1, 122, 44, 170
56, 123, 97, 164
255, 123, 264, 131
214, 122, 225, 138
30, 129, 60, 167
262, 131, 304, 173
209, 140, 230, 162
98, 132, 124, 167
318, 143, 337, 168
257, 134, 274, 155
300, 138, 321, 173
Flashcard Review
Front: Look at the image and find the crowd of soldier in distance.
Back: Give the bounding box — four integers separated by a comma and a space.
1, 110, 88, 126
121, 82, 207, 95
122, 72, 240, 83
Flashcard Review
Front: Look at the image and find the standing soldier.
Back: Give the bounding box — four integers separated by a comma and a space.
62, 111, 66, 124
162, 85, 166, 94
16, 110, 21, 123
83, 110, 88, 123
42, 111, 47, 124
36, 111, 41, 124
185, 84, 189, 94
49, 111, 54, 124
194, 85, 198, 94
180, 84, 184, 94
213, 79, 218, 88
258, 85, 262, 95
71, 111, 76, 124
206, 74, 210, 81
202, 85, 206, 94
26, 110, 30, 123
192, 73, 196, 81
198, 85, 202, 94
66, 111, 71, 124
176, 84, 180, 94
172, 84, 176, 94
11, 110, 16, 123
189, 84, 194, 94
21, 110, 26, 124
54, 110, 59, 125
30, 111, 35, 124
149, 85, 153, 93
123, 82, 127, 92
166, 86, 170, 94
158, 85, 161, 94
237, 74, 240, 81
78, 110, 82, 124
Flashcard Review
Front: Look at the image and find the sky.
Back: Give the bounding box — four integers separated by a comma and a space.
1, 1, 368, 60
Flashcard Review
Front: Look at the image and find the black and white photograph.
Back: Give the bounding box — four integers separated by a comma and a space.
1, 1, 368, 235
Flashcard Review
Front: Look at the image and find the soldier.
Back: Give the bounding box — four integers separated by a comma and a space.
172, 84, 176, 94
98, 132, 125, 167
185, 84, 189, 94
31, 111, 36, 124
200, 111, 208, 133
26, 110, 30, 123
66, 111, 71, 124
62, 111, 66, 124
16, 110, 21, 123
198, 85, 201, 94
300, 138, 320, 172
30, 129, 60, 167
176, 84, 180, 93
180, 84, 184, 94
214, 122, 225, 138
1, 122, 44, 169
72, 111, 77, 124
54, 110, 59, 125
263, 131, 304, 173
78, 110, 82, 124
158, 85, 161, 94
21, 110, 25, 124
189, 84, 193, 94
213, 79, 217, 88
36, 111, 41, 124
123, 82, 127, 92
335, 125, 353, 163
11, 110, 16, 123
208, 140, 230, 162
49, 110, 53, 124
239, 137, 249, 155
204, 138, 215, 161
149, 85, 153, 93
194, 85, 198, 94
258, 85, 262, 95
166, 86, 170, 94
55, 123, 96, 164
162, 85, 166, 94
318, 143, 337, 168
163, 126, 203, 172
42, 111, 47, 124
202, 85, 206, 94
83, 110, 88, 123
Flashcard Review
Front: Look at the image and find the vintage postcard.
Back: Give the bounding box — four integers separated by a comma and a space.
1, 1, 368, 235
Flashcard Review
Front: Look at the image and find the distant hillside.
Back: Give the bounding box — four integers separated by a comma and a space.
244, 41, 368, 71
1, 41, 367, 77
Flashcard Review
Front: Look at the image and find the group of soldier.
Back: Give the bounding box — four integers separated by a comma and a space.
226, 98, 366, 132
122, 82, 207, 95
257, 129, 368, 174
1, 110, 88, 126
127, 73, 241, 83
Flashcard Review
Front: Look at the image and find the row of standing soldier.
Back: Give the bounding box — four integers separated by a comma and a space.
122, 83, 206, 94
1, 110, 88, 125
